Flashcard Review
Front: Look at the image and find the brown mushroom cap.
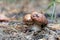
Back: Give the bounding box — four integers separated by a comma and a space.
31, 11, 48, 27
23, 14, 33, 25
0, 14, 10, 22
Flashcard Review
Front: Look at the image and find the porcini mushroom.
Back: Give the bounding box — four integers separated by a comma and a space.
31, 11, 48, 27
23, 14, 33, 25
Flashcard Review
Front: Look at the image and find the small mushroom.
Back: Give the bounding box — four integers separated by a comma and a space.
0, 14, 10, 22
23, 14, 33, 25
31, 11, 48, 27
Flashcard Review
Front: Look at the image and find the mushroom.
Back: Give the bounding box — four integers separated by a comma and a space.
23, 14, 33, 25
0, 14, 10, 22
31, 11, 48, 27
